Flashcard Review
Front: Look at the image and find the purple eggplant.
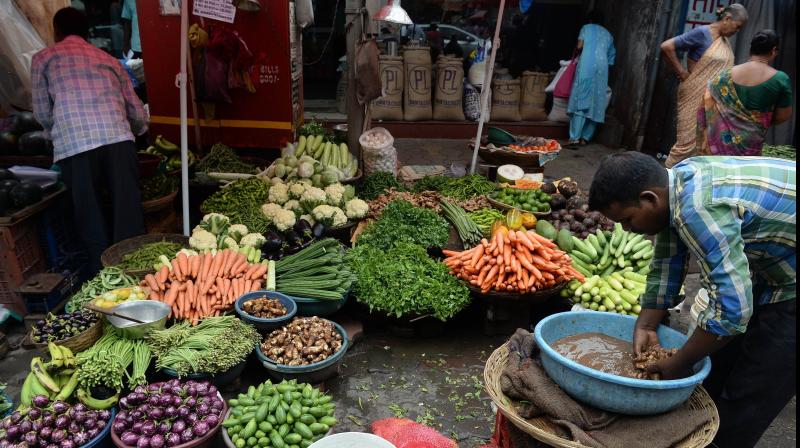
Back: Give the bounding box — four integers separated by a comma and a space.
68, 422, 80, 433
141, 420, 157, 436
55, 415, 70, 429
164, 406, 177, 419
18, 420, 31, 433
148, 395, 161, 407
52, 401, 69, 415
117, 411, 130, 423
185, 386, 197, 398
32, 395, 50, 408
171, 395, 182, 407
130, 410, 144, 421
149, 407, 164, 420
5, 424, 20, 440
59, 440, 76, 448
31, 419, 42, 432
39, 426, 53, 441
24, 431, 39, 445
96, 419, 108, 431
136, 436, 151, 448
73, 431, 89, 445
158, 421, 171, 434
192, 420, 210, 437
71, 411, 86, 423
119, 397, 131, 409
176, 406, 189, 418
165, 432, 181, 447
194, 382, 209, 396
42, 415, 56, 427
98, 410, 111, 421
27, 408, 41, 420
196, 403, 211, 416
185, 397, 196, 408
113, 420, 129, 434
10, 412, 22, 424
87, 427, 100, 439
132, 421, 144, 433
206, 385, 218, 397
120, 431, 140, 446
83, 417, 96, 430
203, 414, 220, 428
51, 429, 67, 442
186, 413, 198, 424
147, 384, 162, 393
171, 419, 186, 434
149, 434, 166, 448
180, 427, 194, 444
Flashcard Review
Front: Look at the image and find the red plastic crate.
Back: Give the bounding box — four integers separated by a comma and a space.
0, 219, 46, 315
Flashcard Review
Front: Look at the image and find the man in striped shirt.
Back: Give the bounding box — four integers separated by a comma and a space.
589, 153, 795, 447
31, 7, 146, 274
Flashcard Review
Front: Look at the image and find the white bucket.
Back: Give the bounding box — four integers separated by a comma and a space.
308, 432, 397, 448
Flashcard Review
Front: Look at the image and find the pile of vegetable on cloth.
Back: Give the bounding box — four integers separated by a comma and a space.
499, 329, 713, 448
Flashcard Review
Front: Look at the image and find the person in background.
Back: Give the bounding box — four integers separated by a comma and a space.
31, 7, 147, 275
696, 30, 793, 157
121, 0, 141, 58
443, 35, 463, 59
565, 10, 615, 148
660, 4, 748, 167
589, 152, 795, 448
426, 23, 444, 62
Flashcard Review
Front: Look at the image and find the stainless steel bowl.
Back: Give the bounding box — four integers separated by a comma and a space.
107, 300, 171, 339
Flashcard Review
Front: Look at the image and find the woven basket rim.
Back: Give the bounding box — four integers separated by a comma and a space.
29, 315, 103, 352
484, 342, 720, 447
100, 233, 190, 277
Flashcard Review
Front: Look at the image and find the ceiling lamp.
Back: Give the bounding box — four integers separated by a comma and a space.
373, 0, 413, 25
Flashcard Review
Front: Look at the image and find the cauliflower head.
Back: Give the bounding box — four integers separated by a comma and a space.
300, 186, 327, 211
189, 228, 217, 251
221, 236, 239, 251
312, 205, 347, 227
261, 203, 284, 218
200, 213, 230, 235
344, 198, 369, 220
268, 182, 290, 205
227, 224, 249, 242
271, 208, 297, 232
240, 233, 266, 249
283, 199, 303, 217
324, 183, 346, 207
288, 182, 307, 199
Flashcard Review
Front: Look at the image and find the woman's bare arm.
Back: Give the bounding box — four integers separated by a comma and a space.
773, 106, 793, 125
661, 38, 690, 81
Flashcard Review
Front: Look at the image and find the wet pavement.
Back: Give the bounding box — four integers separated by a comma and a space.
0, 140, 794, 447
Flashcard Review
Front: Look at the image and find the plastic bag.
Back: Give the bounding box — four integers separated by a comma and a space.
463, 82, 481, 121
359, 127, 397, 176
544, 59, 571, 93
296, 0, 314, 28
0, 0, 45, 112
553, 58, 577, 98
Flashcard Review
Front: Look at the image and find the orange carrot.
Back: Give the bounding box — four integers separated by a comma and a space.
252, 279, 262, 291
442, 249, 461, 257
171, 258, 182, 281
508, 230, 517, 244
243, 264, 259, 280
177, 253, 189, 277
470, 245, 485, 267
250, 264, 268, 280
244, 279, 253, 294
148, 290, 159, 300
157, 266, 170, 285
200, 252, 213, 280
144, 274, 159, 292
503, 244, 512, 267
528, 231, 557, 248
482, 265, 499, 289
516, 231, 536, 250
531, 255, 560, 271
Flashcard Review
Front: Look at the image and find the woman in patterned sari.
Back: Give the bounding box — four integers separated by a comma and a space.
697, 30, 794, 157
660, 4, 748, 168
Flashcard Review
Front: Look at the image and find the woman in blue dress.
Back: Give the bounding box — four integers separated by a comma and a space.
566, 11, 616, 147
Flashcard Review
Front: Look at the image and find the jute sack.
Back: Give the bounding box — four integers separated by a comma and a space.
491, 78, 521, 121
372, 55, 404, 121
520, 71, 549, 121
403, 46, 432, 121
433, 56, 465, 121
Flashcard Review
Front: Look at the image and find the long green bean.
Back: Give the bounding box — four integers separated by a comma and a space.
118, 241, 183, 270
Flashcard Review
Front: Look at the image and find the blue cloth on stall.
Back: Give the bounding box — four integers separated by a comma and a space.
567, 24, 615, 124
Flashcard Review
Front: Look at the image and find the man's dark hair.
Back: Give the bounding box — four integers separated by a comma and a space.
586, 10, 604, 26
750, 29, 779, 55
54, 7, 90, 40
588, 152, 668, 211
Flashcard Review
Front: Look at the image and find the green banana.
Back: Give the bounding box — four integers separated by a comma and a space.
28, 373, 51, 398
31, 357, 60, 393
20, 373, 34, 406
77, 388, 118, 410
60, 345, 76, 368
155, 135, 179, 152
55, 371, 80, 401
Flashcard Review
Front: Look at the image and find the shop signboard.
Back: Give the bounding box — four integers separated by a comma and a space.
680, 0, 732, 33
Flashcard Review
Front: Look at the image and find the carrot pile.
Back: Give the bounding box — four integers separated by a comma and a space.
443, 225, 585, 294
141, 249, 269, 325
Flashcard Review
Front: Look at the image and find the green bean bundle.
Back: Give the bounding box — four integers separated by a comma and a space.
118, 241, 184, 270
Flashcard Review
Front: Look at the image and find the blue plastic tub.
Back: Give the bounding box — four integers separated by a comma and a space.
235, 291, 297, 331
255, 320, 349, 383
290, 291, 349, 317
82, 407, 116, 448
534, 311, 711, 415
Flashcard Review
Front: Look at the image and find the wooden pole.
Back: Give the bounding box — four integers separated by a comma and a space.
345, 0, 365, 163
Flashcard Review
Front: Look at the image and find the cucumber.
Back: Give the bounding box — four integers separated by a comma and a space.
569, 250, 593, 264
294, 422, 314, 439
631, 239, 651, 253
586, 234, 602, 253
623, 234, 645, 254
615, 232, 628, 258
595, 228, 608, 246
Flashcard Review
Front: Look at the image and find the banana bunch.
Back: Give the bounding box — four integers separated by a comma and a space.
141, 135, 195, 170
20, 344, 81, 406
77, 388, 118, 410
295, 135, 359, 179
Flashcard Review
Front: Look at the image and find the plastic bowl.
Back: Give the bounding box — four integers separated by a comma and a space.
290, 294, 348, 317
255, 320, 349, 383
534, 311, 711, 415
487, 126, 517, 146
81, 407, 116, 448
111, 394, 226, 448
159, 357, 249, 388
309, 433, 397, 448
235, 291, 297, 331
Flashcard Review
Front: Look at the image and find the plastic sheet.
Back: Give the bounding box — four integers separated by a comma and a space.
0, 0, 45, 112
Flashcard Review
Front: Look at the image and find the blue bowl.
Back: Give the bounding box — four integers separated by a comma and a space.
81, 407, 116, 447
534, 311, 711, 415
235, 291, 297, 331
255, 320, 349, 383
289, 288, 350, 317
160, 357, 249, 388
1, 393, 12, 418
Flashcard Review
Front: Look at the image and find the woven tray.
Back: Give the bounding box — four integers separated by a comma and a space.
142, 190, 178, 214
467, 282, 565, 304
100, 233, 190, 278
484, 343, 720, 448
487, 196, 552, 218
28, 316, 103, 355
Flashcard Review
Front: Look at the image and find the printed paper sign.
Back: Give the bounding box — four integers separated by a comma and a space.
193, 0, 236, 23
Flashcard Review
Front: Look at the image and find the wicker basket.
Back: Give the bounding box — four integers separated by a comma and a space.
484, 343, 720, 448
29, 316, 103, 355
142, 190, 178, 214
100, 233, 190, 278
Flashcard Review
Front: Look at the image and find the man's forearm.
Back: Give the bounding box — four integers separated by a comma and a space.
636, 308, 668, 330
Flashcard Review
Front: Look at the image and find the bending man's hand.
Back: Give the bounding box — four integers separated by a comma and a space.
632, 308, 669, 357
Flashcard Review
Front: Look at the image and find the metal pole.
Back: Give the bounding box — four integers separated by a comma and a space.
470, 0, 506, 174
345, 0, 365, 162
179, 0, 190, 235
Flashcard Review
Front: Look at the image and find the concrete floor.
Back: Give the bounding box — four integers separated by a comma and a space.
0, 139, 794, 447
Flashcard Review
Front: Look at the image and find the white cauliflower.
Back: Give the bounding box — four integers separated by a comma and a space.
288, 182, 307, 199
283, 199, 303, 217
189, 228, 217, 252
300, 186, 327, 211
220, 236, 239, 251
240, 233, 266, 248
312, 205, 347, 227
344, 198, 369, 220
261, 203, 284, 218
271, 208, 297, 232
268, 182, 290, 205
227, 224, 249, 242
324, 183, 346, 207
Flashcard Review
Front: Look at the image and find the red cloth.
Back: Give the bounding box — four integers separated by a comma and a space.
371, 418, 458, 448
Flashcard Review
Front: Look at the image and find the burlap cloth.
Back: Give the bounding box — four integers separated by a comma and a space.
500, 329, 713, 448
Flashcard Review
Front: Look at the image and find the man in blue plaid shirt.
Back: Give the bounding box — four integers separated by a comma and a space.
31, 7, 147, 274
590, 152, 795, 447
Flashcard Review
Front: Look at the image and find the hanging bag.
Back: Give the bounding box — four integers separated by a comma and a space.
553, 57, 577, 99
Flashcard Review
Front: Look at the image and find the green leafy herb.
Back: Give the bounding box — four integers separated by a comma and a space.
346, 242, 471, 321
413, 174, 495, 200
356, 200, 449, 250
359, 172, 406, 200
762, 144, 796, 160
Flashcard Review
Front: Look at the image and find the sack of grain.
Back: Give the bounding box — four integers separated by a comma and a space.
520, 71, 549, 121
491, 78, 521, 121
433, 56, 465, 121
372, 55, 404, 121
548, 96, 570, 123
468, 61, 486, 87
403, 46, 432, 121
